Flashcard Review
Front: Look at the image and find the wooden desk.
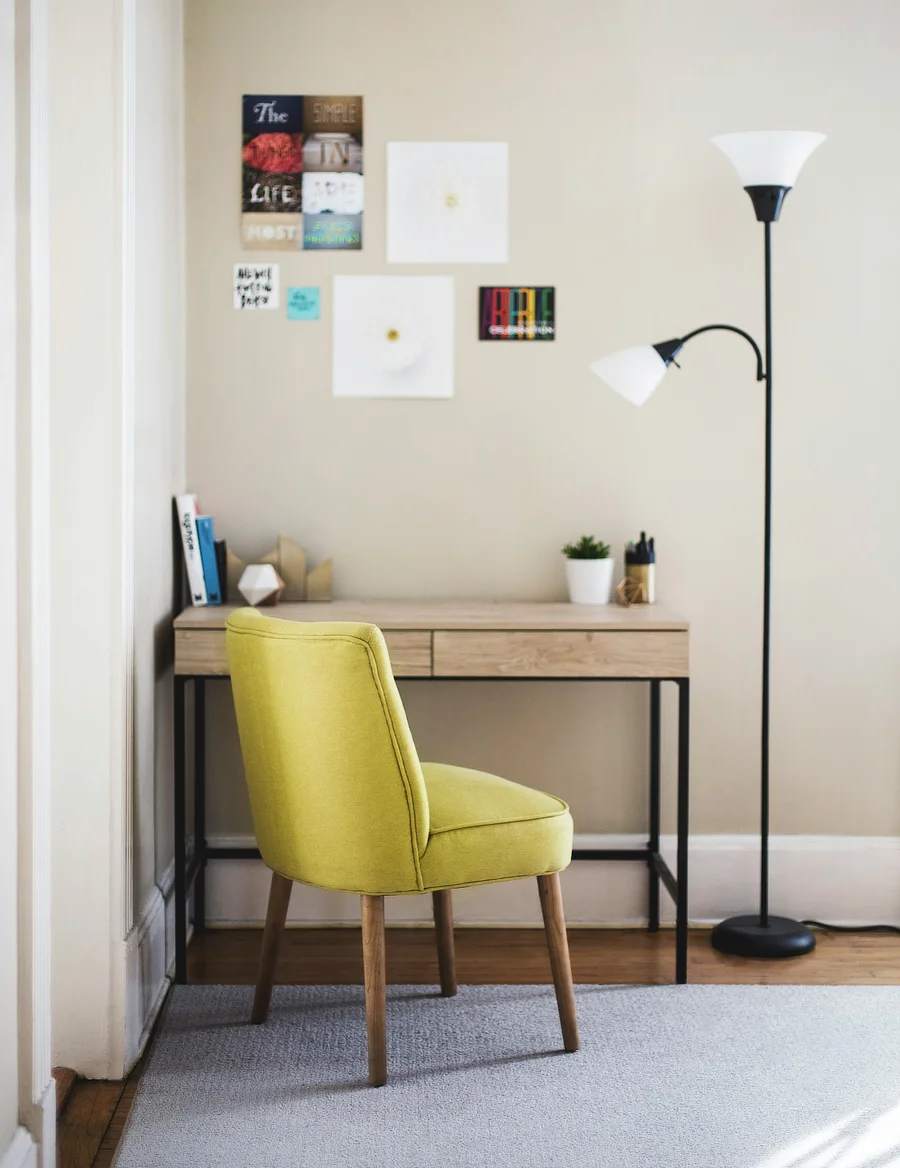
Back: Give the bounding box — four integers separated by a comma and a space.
173, 601, 691, 983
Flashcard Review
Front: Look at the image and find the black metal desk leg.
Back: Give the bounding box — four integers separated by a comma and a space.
675, 678, 691, 984
194, 679, 206, 930
647, 680, 661, 932
174, 675, 187, 984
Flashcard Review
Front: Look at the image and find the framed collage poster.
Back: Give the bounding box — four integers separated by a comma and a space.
242, 94, 364, 250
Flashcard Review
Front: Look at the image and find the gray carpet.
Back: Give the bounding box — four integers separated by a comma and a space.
115, 984, 900, 1168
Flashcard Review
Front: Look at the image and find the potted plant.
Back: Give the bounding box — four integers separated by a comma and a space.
562, 535, 614, 604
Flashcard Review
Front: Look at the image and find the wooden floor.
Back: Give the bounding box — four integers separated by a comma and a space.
58, 925, 900, 1167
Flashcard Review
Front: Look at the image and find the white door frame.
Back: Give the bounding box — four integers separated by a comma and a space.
9, 0, 54, 1163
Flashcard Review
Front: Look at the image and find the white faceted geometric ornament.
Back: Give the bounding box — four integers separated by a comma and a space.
711, 131, 826, 188
238, 563, 285, 607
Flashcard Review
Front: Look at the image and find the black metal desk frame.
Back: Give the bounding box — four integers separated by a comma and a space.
174, 675, 690, 985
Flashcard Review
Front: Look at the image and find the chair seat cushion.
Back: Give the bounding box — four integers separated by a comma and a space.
419, 762, 573, 891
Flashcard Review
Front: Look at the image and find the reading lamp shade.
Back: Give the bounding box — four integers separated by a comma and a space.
711, 131, 826, 188
588, 345, 668, 407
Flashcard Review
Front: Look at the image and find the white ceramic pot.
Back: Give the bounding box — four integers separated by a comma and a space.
565, 558, 615, 605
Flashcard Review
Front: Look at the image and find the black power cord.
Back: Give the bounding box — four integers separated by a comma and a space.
802, 920, 900, 936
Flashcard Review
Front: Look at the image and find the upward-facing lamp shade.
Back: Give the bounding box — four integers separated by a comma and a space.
712, 131, 826, 221
588, 345, 670, 406
711, 131, 826, 188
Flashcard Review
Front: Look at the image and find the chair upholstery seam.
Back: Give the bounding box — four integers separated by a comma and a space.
427, 808, 569, 835
359, 635, 426, 892
422, 865, 568, 892
226, 626, 373, 649
271, 865, 569, 896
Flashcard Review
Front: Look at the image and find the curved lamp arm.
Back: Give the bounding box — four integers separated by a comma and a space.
654, 324, 765, 382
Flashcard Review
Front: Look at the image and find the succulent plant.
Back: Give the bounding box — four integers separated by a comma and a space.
561, 535, 611, 560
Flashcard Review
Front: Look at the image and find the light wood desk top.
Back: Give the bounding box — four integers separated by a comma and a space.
174, 600, 688, 632
175, 600, 689, 680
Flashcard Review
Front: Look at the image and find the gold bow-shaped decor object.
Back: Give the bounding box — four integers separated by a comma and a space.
615, 576, 648, 607
226, 534, 332, 603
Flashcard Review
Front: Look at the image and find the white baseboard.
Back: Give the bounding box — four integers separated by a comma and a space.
125, 884, 167, 1068
36, 1081, 54, 1168
158, 859, 177, 979
124, 859, 179, 1071
18, 1079, 55, 1168
203, 832, 900, 928
0, 1130, 37, 1168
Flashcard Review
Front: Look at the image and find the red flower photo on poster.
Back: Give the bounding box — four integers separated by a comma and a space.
242, 132, 304, 175
242, 96, 306, 216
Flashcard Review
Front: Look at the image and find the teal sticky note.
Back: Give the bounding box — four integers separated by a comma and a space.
287, 286, 321, 320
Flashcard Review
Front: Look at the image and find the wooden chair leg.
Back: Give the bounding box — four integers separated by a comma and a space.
432, 890, 457, 997
361, 894, 387, 1087
251, 872, 293, 1024
537, 872, 580, 1052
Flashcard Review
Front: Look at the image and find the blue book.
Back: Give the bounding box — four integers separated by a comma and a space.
196, 516, 222, 605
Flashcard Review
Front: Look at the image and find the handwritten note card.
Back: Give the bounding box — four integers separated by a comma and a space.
287, 286, 321, 320
233, 264, 280, 310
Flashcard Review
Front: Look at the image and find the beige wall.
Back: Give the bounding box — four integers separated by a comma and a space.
186, 0, 900, 848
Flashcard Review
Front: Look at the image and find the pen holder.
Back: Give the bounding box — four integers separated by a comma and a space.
623, 531, 656, 604
624, 562, 655, 604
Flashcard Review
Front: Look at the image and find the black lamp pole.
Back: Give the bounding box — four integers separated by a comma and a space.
761, 219, 774, 932
652, 184, 816, 959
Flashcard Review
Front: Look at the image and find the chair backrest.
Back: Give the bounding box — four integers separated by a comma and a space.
226, 609, 429, 895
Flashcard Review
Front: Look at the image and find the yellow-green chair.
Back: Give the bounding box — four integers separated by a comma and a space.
226, 609, 580, 1086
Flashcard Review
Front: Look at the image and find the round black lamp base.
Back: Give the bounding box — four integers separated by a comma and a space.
711, 915, 816, 959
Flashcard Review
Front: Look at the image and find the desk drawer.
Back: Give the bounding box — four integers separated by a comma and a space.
175, 627, 432, 677
432, 630, 688, 679
176, 629, 230, 676
382, 631, 432, 676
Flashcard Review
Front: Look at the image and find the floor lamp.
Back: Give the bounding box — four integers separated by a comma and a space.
589, 130, 826, 959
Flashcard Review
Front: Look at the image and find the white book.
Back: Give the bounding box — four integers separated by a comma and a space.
175, 493, 208, 606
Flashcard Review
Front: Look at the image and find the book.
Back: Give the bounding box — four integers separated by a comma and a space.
214, 539, 228, 603
175, 493, 208, 606
196, 516, 222, 605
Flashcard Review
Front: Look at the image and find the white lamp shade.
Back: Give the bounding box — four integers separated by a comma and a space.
711, 131, 826, 188
588, 345, 668, 406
